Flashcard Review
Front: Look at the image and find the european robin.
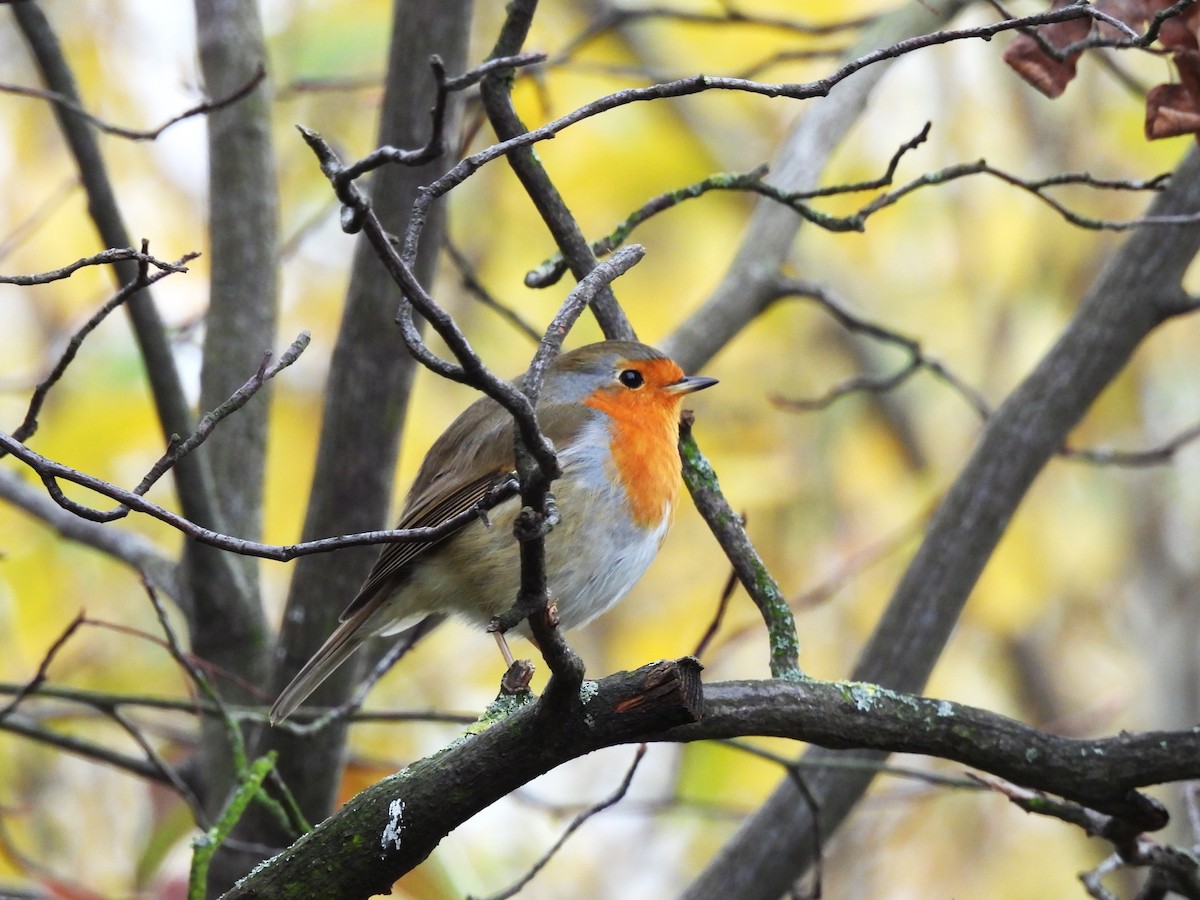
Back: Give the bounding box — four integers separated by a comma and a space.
270, 340, 716, 723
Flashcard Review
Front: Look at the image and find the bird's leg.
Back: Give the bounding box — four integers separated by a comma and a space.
493, 629, 515, 667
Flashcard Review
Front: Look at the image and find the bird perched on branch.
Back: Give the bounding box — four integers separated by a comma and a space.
270, 340, 717, 723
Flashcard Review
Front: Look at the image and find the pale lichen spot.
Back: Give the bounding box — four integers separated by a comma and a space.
849, 682, 878, 711
936, 700, 954, 717
381, 798, 405, 851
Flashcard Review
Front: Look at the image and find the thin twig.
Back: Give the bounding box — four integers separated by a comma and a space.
1063, 419, 1200, 466
769, 278, 993, 421
0, 430, 523, 559
0, 611, 85, 723
553, 5, 877, 64
473, 745, 648, 900
333, 53, 546, 186
105, 705, 207, 824
769, 279, 1200, 467
693, 569, 739, 660
131, 332, 312, 498
0, 246, 190, 284
0, 711, 169, 781
445, 240, 542, 341
527, 124, 934, 287
406, 2, 1129, 266
719, 738, 983, 791
0, 64, 266, 142
0, 679, 476, 726
5, 248, 199, 447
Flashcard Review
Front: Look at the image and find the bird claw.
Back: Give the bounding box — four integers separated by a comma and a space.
500, 659, 535, 694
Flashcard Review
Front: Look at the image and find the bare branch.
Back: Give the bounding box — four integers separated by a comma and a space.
1063, 419, 1200, 466
528, 124, 932, 288
477, 745, 648, 900
0, 611, 85, 724
445, 240, 542, 341
0, 64, 265, 142
5, 248, 199, 447
680, 422, 800, 680
332, 53, 546, 186
553, 3, 876, 64
693, 569, 739, 660
764, 279, 1200, 469
131, 332, 311, 498
975, 773, 1200, 898
409, 2, 1125, 263
769, 278, 993, 420
854, 160, 1176, 233
0, 246, 191, 285
106, 704, 206, 823
0, 429, 522, 560
0, 711, 172, 782
0, 680, 475, 727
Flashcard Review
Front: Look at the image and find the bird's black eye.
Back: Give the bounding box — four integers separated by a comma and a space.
618, 368, 645, 389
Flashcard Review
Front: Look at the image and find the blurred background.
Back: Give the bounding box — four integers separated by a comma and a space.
1, 0, 1198, 897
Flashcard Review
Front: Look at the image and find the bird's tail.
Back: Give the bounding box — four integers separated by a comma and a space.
268, 610, 443, 725
269, 610, 373, 725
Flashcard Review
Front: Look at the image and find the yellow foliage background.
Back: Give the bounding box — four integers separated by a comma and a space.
1, 1, 1198, 898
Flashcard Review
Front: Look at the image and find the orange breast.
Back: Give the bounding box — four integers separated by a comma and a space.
584, 362, 685, 528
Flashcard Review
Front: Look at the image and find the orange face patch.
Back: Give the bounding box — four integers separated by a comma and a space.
583, 357, 687, 527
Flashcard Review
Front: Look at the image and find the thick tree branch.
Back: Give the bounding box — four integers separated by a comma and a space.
223, 668, 1200, 898
223, 658, 704, 899
478, 0, 635, 340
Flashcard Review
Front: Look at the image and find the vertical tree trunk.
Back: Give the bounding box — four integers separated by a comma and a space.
206, 0, 475, 892
189, 0, 278, 837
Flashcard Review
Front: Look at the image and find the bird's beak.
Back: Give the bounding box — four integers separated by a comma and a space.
665, 374, 719, 395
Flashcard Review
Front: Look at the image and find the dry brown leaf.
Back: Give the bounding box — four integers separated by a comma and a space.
1145, 83, 1200, 138
1003, 0, 1094, 98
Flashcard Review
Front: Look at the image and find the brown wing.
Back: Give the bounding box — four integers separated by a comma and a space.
339, 389, 597, 622
270, 364, 606, 724
339, 468, 515, 622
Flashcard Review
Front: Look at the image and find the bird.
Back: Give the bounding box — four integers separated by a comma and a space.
269, 340, 717, 723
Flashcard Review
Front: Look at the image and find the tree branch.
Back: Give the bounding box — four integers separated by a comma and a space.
686, 133, 1200, 900
11, 3, 225, 539
222, 668, 1200, 898
0, 65, 265, 141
